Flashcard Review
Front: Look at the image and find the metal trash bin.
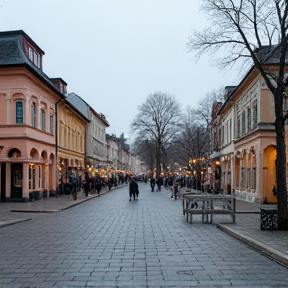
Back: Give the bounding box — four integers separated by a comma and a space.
261, 208, 278, 230
29, 191, 40, 201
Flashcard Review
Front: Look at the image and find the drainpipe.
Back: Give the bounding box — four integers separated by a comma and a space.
55, 98, 64, 196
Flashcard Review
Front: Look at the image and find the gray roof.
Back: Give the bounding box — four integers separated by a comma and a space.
67, 92, 110, 127
66, 93, 90, 120
0, 30, 64, 98
217, 44, 287, 115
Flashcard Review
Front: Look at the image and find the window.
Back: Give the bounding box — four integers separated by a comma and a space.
218, 128, 221, 148
252, 100, 258, 128
28, 47, 33, 61
38, 166, 41, 188
240, 167, 246, 189
247, 167, 251, 188
28, 47, 40, 68
247, 107, 251, 132
251, 167, 256, 189
229, 119, 232, 142
32, 102, 37, 128
241, 111, 246, 136
237, 115, 241, 138
41, 108, 45, 131
29, 165, 36, 189
50, 114, 53, 134
15, 101, 24, 124
33, 51, 40, 68
226, 122, 228, 144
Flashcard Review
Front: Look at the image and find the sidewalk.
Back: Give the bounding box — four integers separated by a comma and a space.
0, 186, 288, 269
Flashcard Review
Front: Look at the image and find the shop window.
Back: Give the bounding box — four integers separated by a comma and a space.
252, 167, 256, 189
240, 167, 246, 189
247, 167, 251, 188
29, 165, 36, 190
38, 166, 41, 188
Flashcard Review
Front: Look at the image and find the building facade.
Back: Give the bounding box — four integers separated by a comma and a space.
0, 30, 65, 201
57, 91, 89, 194
211, 61, 288, 203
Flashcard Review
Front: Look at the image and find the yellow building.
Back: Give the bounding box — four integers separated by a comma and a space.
56, 88, 90, 193
212, 59, 288, 203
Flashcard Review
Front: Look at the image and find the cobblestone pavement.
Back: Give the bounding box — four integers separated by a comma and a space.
0, 183, 288, 287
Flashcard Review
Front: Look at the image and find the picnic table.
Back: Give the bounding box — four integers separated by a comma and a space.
182, 193, 236, 223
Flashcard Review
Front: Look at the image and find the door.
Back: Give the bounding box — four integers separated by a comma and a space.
1, 163, 5, 202
11, 163, 23, 198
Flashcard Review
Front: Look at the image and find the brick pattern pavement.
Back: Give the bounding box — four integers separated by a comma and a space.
0, 183, 287, 287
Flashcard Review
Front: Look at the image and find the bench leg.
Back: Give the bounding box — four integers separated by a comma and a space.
202, 213, 212, 223
189, 213, 192, 223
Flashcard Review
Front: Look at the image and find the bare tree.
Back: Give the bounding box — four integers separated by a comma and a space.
196, 88, 225, 127
188, 0, 288, 229
131, 137, 156, 173
131, 92, 181, 176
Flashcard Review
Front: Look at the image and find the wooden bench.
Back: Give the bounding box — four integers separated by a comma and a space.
183, 194, 235, 223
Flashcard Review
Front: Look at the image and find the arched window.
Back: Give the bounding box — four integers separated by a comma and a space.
32, 102, 37, 128
15, 100, 24, 124
41, 108, 45, 131
49, 113, 54, 134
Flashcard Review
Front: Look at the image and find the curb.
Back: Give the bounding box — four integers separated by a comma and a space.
9, 184, 128, 213
217, 224, 288, 268
1, 185, 128, 228
0, 218, 32, 228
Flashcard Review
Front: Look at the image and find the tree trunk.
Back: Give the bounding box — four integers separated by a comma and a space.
156, 141, 161, 177
275, 119, 288, 230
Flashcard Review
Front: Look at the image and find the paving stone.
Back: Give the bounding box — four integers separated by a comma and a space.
0, 184, 287, 287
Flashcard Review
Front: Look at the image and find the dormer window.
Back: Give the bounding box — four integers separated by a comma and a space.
28, 46, 41, 69
28, 47, 33, 61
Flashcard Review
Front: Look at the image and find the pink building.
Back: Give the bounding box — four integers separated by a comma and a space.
0, 30, 65, 201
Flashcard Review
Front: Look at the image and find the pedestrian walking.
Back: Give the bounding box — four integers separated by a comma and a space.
84, 172, 90, 197
129, 178, 139, 201
70, 177, 77, 201
95, 179, 102, 194
173, 181, 179, 200
156, 176, 163, 191
108, 178, 113, 191
150, 177, 155, 192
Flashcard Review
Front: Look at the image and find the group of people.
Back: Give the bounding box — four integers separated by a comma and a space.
150, 176, 164, 192
129, 175, 182, 201
150, 175, 181, 199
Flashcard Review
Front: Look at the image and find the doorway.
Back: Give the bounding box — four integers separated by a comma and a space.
1, 163, 5, 202
11, 163, 23, 199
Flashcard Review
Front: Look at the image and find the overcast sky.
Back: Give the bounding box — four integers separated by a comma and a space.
1, 0, 241, 142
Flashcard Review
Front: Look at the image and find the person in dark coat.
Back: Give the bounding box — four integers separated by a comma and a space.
129, 178, 139, 201
95, 179, 102, 194
84, 172, 90, 197
156, 177, 163, 191
150, 177, 155, 192
108, 178, 113, 191
71, 177, 77, 201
